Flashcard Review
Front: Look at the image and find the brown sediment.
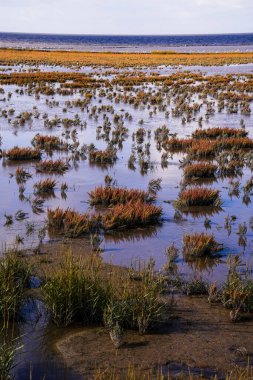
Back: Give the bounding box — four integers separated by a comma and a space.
0, 49, 253, 67
55, 294, 253, 377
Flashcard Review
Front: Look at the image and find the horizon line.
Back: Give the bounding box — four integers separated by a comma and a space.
0, 31, 253, 37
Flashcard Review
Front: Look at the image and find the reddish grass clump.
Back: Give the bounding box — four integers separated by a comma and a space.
162, 138, 193, 152
103, 201, 162, 230
47, 207, 101, 237
34, 179, 56, 194
217, 137, 253, 150
32, 134, 65, 150
174, 187, 221, 208
89, 149, 117, 164
89, 186, 153, 206
183, 233, 222, 257
192, 127, 247, 139
184, 163, 217, 179
6, 147, 41, 161
188, 140, 217, 158
36, 159, 69, 174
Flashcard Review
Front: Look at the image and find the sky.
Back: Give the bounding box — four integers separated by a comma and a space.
0, 0, 252, 35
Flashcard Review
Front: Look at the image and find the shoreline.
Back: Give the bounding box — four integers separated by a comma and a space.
20, 240, 253, 378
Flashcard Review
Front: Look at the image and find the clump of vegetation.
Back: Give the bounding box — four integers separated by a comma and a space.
192, 127, 247, 139
163, 244, 179, 273
184, 163, 217, 179
42, 254, 112, 326
32, 133, 66, 150
89, 148, 117, 164
36, 159, 69, 174
183, 233, 222, 258
89, 186, 153, 206
148, 178, 162, 196
217, 137, 253, 150
47, 199, 162, 236
42, 253, 167, 336
103, 201, 162, 230
47, 207, 101, 237
182, 275, 209, 296
5, 146, 41, 161
0, 251, 30, 320
188, 140, 217, 158
163, 138, 192, 152
174, 187, 221, 208
221, 256, 253, 322
34, 179, 56, 195
15, 167, 32, 183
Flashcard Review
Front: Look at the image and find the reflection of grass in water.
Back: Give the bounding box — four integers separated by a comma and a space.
178, 206, 223, 218
185, 256, 222, 273
104, 225, 161, 244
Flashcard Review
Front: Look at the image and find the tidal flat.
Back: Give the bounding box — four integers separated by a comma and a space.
0, 49, 253, 379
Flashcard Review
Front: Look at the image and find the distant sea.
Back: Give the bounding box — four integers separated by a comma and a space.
0, 32, 252, 52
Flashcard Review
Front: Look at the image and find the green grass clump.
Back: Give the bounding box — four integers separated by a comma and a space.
43, 255, 112, 326
42, 254, 167, 334
221, 256, 253, 322
0, 251, 30, 320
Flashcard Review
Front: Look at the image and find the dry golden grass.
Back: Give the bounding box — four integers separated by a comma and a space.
0, 49, 252, 67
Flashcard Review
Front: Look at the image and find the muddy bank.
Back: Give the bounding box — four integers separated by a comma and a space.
56, 295, 253, 378
21, 239, 253, 378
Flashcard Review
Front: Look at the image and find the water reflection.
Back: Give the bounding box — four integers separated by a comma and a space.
104, 224, 161, 244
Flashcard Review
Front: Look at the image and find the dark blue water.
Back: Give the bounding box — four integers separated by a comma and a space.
0, 32, 252, 52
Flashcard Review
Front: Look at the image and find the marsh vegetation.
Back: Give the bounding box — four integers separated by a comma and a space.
0, 50, 253, 378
